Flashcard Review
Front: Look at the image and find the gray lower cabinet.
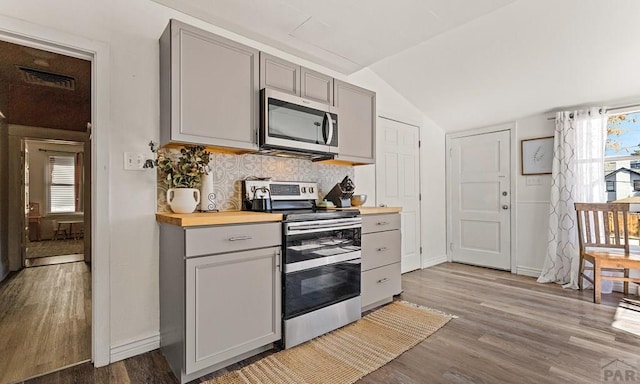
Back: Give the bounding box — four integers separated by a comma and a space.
160, 222, 281, 383
160, 19, 259, 151
361, 213, 401, 311
334, 80, 376, 164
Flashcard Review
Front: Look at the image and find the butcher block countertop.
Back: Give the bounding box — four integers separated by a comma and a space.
156, 207, 401, 227
156, 211, 283, 227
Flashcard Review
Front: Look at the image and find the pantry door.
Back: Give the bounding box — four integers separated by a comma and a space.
448, 130, 511, 270
376, 117, 421, 273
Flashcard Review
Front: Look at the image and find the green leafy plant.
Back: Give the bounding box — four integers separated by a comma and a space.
146, 143, 211, 188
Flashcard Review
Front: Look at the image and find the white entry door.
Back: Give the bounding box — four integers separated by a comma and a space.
376, 118, 421, 273
448, 130, 511, 270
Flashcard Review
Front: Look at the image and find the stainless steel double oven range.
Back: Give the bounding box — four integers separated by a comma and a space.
243, 180, 362, 349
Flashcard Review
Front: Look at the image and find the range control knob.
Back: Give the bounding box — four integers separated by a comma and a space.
309, 187, 314, 193
301, 187, 307, 193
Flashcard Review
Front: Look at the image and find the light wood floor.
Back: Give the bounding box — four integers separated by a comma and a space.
0, 262, 91, 384
20, 262, 640, 384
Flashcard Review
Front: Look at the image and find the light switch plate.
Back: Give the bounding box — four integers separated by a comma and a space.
124, 152, 146, 170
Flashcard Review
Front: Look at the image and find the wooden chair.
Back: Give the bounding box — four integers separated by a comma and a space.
574, 202, 640, 303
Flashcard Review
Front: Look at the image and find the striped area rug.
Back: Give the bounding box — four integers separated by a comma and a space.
206, 301, 454, 384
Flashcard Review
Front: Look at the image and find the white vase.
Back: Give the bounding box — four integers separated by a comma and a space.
167, 188, 200, 213
199, 172, 216, 211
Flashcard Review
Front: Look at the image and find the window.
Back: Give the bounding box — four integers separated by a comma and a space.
605, 111, 640, 201
47, 155, 76, 213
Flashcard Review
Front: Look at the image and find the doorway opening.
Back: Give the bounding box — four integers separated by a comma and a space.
24, 139, 87, 267
0, 39, 92, 383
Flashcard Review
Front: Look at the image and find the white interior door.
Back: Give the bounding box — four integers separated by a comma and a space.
449, 130, 511, 270
376, 117, 421, 273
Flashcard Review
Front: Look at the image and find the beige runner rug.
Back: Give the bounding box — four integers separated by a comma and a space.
206, 301, 454, 384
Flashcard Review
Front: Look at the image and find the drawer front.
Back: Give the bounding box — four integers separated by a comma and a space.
362, 213, 401, 234
185, 222, 281, 257
361, 263, 401, 308
362, 230, 400, 271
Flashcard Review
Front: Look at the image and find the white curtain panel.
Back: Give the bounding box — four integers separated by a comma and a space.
537, 107, 607, 288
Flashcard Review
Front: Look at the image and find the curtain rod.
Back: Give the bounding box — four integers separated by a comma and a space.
546, 103, 640, 120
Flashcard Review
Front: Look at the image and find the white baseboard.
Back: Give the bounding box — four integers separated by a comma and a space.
516, 267, 541, 278
422, 254, 448, 269
110, 333, 160, 363
612, 281, 639, 295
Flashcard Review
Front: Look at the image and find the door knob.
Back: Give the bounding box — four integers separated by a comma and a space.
502, 205, 509, 210
502, 191, 508, 196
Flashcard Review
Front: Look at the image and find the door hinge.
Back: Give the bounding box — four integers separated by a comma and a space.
420, 246, 423, 254
418, 140, 421, 148
419, 193, 422, 201
449, 242, 453, 252
449, 148, 452, 157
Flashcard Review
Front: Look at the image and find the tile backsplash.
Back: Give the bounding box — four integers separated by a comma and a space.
157, 152, 354, 212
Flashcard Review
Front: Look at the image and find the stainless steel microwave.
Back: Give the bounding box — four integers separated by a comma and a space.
260, 88, 338, 159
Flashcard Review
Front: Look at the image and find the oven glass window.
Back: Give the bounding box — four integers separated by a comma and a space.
284, 260, 360, 319
285, 227, 361, 264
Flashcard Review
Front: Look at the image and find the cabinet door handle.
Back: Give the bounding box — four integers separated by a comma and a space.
228, 235, 252, 241
376, 222, 389, 226
377, 278, 389, 284
377, 247, 388, 252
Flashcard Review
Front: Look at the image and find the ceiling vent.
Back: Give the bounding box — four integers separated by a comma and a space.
17, 66, 76, 91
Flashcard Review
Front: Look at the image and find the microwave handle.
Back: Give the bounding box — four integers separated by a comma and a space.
324, 112, 334, 145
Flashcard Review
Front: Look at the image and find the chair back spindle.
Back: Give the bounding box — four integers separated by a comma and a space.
575, 203, 630, 254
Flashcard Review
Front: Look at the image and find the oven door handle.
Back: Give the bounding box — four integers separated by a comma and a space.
287, 223, 361, 235
284, 253, 361, 274
286, 218, 362, 235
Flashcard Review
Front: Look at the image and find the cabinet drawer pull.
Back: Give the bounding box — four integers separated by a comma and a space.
376, 221, 389, 226
377, 247, 388, 252
377, 277, 389, 284
228, 235, 253, 241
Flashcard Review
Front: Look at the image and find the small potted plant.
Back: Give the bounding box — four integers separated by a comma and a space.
150, 144, 211, 213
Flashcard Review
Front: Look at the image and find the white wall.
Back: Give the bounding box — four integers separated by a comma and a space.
348, 68, 448, 268
514, 114, 555, 276
0, 0, 447, 360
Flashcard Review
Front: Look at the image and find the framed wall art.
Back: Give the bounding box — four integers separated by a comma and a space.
521, 136, 554, 175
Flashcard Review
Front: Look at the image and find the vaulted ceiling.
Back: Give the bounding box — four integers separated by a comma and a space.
155, 0, 640, 131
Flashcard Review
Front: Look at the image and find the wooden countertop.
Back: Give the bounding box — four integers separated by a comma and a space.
156, 211, 283, 227
157, 206, 401, 227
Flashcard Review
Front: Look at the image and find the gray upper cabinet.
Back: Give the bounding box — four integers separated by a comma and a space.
260, 53, 334, 105
160, 19, 259, 151
301, 68, 333, 105
259, 53, 300, 96
334, 80, 376, 164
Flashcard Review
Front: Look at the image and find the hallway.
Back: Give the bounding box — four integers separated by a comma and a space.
0, 262, 91, 383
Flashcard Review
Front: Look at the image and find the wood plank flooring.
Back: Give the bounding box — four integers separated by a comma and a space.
19, 262, 640, 384
0, 262, 91, 384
